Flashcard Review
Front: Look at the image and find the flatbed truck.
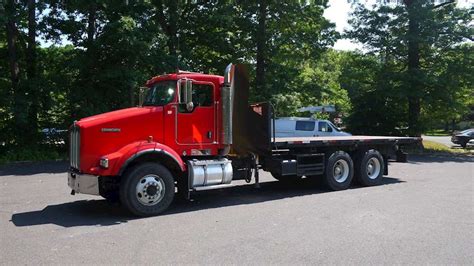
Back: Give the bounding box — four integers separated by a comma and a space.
68, 64, 421, 216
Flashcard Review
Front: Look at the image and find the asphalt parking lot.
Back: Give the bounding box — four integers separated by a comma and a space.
1, 155, 473, 264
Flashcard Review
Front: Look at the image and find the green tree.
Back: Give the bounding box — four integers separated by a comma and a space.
340, 52, 406, 135
346, 1, 472, 135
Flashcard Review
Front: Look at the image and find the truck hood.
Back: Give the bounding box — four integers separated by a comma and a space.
77, 107, 159, 129
74, 106, 164, 173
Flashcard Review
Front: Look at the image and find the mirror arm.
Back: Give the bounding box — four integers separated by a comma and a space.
138, 87, 148, 107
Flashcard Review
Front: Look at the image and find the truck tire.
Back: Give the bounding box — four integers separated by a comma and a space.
355, 150, 384, 186
120, 162, 175, 216
324, 151, 353, 191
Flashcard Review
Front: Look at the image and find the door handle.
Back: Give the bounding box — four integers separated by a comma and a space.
207, 131, 212, 139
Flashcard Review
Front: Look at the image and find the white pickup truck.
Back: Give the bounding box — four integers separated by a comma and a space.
273, 117, 351, 138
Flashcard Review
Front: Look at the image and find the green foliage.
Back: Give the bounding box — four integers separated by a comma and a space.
339, 52, 408, 135
422, 44, 474, 129
1, 0, 338, 162
271, 92, 311, 117
270, 49, 353, 120
0, 0, 471, 163
0, 146, 66, 165
345, 2, 473, 135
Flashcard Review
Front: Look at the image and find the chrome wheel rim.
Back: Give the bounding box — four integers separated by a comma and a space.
333, 159, 350, 183
136, 175, 165, 206
366, 157, 381, 180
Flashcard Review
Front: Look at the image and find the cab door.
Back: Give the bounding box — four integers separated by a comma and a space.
176, 81, 215, 145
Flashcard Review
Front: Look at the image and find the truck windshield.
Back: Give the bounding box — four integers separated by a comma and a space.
143, 80, 176, 106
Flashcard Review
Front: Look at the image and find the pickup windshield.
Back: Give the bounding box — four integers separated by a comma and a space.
143, 80, 176, 106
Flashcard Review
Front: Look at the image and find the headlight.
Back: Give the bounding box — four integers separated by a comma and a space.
99, 157, 109, 169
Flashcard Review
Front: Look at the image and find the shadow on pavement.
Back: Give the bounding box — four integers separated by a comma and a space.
10, 177, 402, 228
0, 161, 68, 176
405, 154, 473, 164
10, 200, 132, 227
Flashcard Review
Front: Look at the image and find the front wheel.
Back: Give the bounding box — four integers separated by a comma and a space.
120, 163, 175, 216
324, 151, 354, 191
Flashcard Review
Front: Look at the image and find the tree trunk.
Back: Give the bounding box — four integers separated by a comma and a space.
167, 0, 178, 59
87, 3, 96, 48
27, 0, 38, 143
155, 0, 179, 70
5, 0, 20, 98
405, 0, 422, 136
75, 2, 97, 120
5, 0, 28, 144
130, 84, 136, 107
256, 0, 267, 96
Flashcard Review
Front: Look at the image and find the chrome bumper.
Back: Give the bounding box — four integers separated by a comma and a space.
68, 171, 100, 195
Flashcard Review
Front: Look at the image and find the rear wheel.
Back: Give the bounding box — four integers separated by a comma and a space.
324, 151, 353, 190
120, 163, 175, 216
355, 150, 384, 186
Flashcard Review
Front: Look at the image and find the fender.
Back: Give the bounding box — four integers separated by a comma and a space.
118, 142, 186, 176
97, 141, 186, 176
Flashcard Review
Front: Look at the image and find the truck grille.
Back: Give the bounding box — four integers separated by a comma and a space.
70, 125, 80, 169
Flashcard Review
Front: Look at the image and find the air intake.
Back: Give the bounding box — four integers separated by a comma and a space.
69, 124, 80, 169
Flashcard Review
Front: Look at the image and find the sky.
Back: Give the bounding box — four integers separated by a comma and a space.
323, 0, 361, 51
323, 0, 474, 51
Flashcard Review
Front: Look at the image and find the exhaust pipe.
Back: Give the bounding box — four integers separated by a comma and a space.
222, 64, 234, 148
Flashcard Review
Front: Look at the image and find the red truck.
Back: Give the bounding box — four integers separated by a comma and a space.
68, 64, 420, 216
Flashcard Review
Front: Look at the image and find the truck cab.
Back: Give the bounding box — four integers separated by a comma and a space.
69, 72, 228, 178
69, 65, 248, 215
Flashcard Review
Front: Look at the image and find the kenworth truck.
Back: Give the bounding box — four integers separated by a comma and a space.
68, 64, 421, 216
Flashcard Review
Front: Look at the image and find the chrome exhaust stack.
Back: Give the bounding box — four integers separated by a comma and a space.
220, 64, 235, 155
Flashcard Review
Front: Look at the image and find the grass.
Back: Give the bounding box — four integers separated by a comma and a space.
0, 146, 67, 165
403, 140, 471, 155
420, 140, 470, 155
424, 129, 451, 136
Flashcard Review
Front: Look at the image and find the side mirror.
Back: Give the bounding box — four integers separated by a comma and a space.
138, 87, 148, 107
183, 79, 194, 112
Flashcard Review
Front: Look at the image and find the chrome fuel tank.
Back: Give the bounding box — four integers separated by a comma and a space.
187, 159, 233, 188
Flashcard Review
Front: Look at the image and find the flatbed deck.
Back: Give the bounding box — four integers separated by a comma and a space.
273, 135, 421, 149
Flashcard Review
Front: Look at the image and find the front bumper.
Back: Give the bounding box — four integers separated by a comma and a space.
68, 171, 100, 195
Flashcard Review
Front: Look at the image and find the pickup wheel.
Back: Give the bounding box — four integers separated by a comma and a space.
355, 150, 384, 186
324, 151, 353, 191
120, 163, 175, 216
